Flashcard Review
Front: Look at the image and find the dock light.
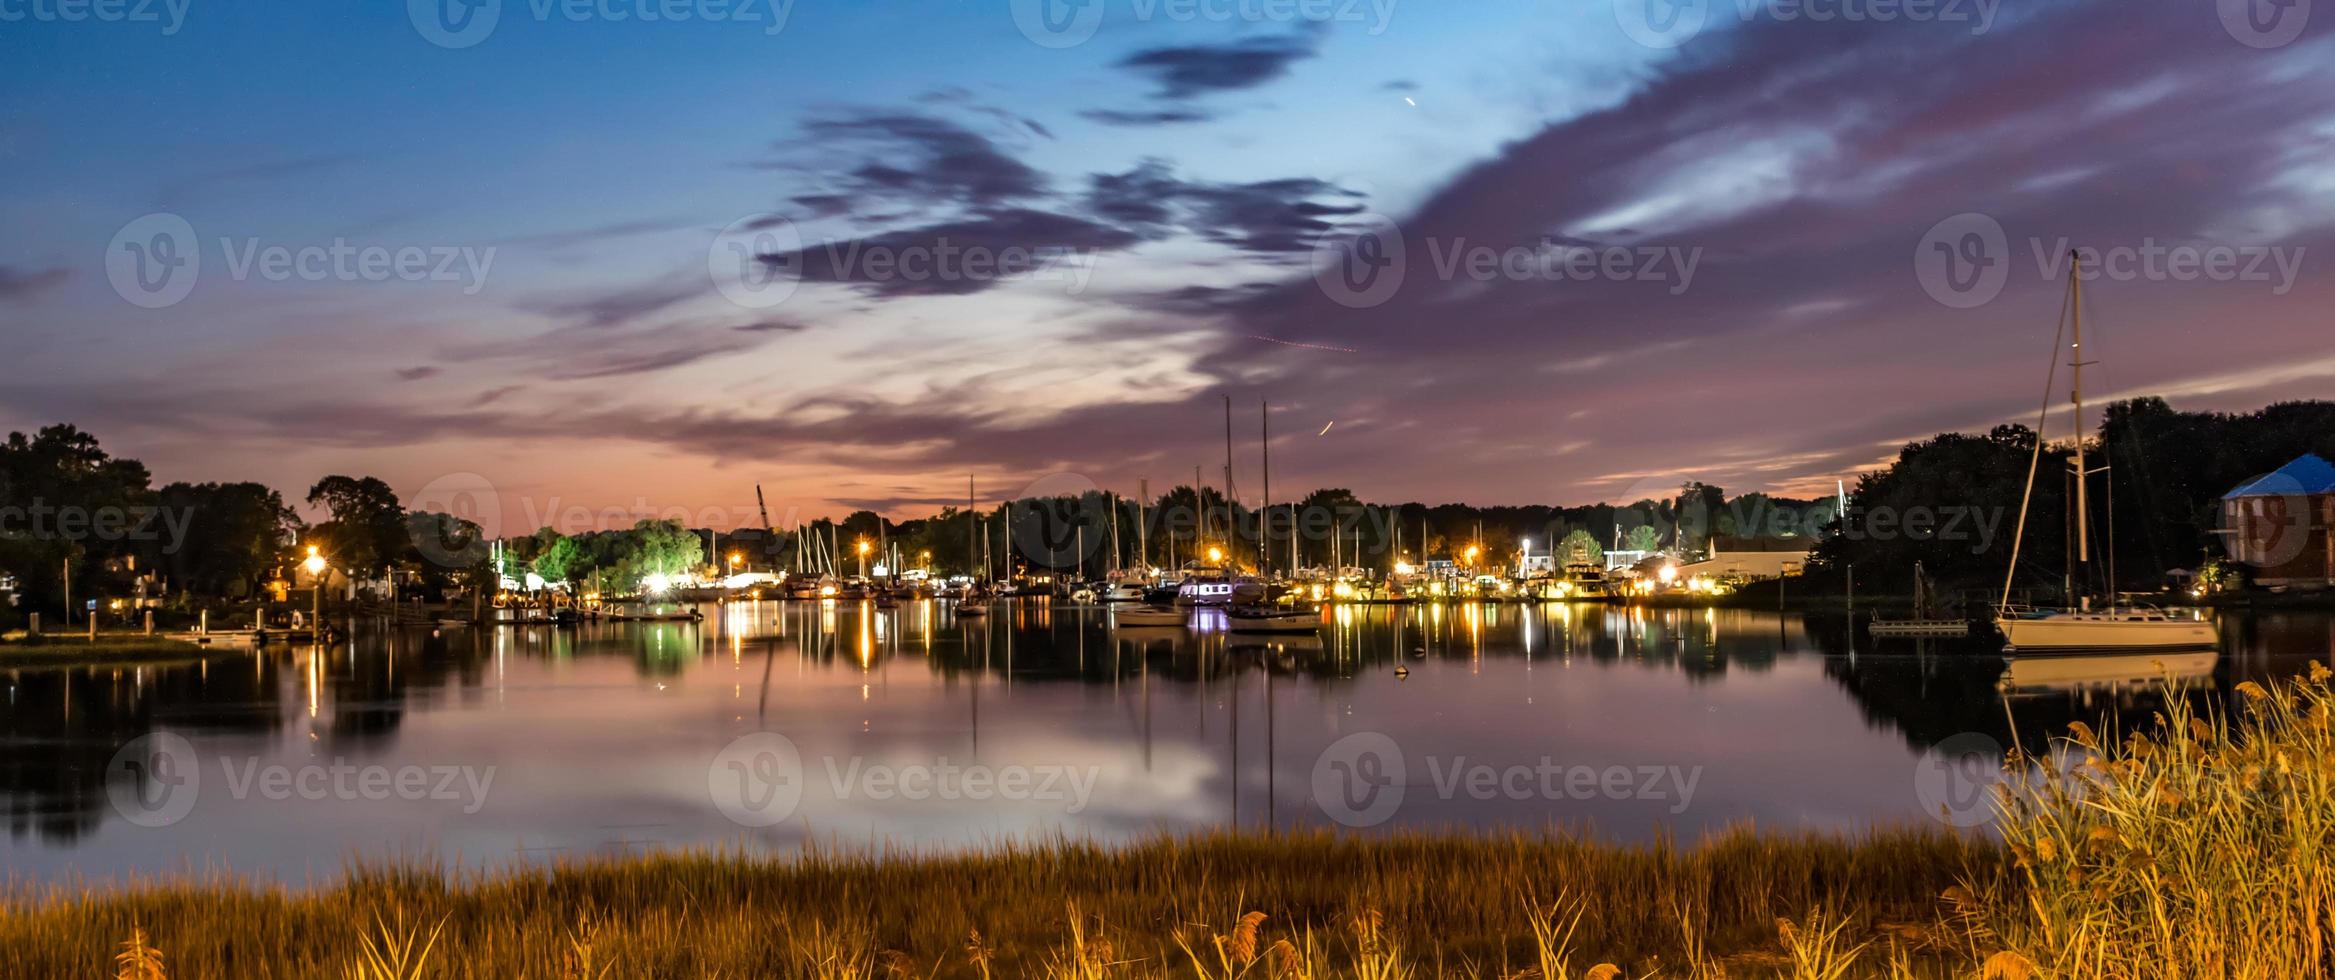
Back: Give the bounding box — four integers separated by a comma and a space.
729, 552, 742, 567
1464, 545, 1480, 564
1207, 546, 1223, 563
644, 573, 672, 594
302, 546, 326, 577
1393, 560, 1414, 576
1657, 564, 1678, 585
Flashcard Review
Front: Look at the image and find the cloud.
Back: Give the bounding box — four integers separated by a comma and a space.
395, 366, 441, 381
1114, 31, 1321, 100
1079, 107, 1217, 127
527, 278, 703, 329
0, 265, 69, 303
759, 208, 1143, 299
1084, 161, 1365, 253
784, 111, 1051, 213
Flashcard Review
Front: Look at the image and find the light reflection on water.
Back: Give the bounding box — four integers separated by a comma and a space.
2, 600, 2329, 882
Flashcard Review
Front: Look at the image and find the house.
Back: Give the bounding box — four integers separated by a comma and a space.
1676, 535, 1814, 581
2221, 454, 2335, 588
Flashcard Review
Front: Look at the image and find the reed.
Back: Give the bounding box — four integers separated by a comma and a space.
1968, 663, 2335, 978
5, 827, 1986, 977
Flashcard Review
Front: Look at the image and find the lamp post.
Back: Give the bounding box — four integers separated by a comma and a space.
302, 545, 328, 633
857, 540, 871, 580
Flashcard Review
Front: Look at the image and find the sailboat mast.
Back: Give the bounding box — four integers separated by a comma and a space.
2070, 250, 2090, 572
1260, 401, 1271, 575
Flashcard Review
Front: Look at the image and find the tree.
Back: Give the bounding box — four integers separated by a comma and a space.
529, 530, 580, 585
1556, 528, 1603, 566
0, 424, 156, 617
1624, 525, 1664, 554
305, 475, 405, 575
154, 482, 301, 598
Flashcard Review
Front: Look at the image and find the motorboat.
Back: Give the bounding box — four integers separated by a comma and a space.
1224, 604, 1322, 633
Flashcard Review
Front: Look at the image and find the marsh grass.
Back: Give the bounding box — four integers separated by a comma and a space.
1970, 663, 2335, 978
5, 827, 1989, 978
13, 668, 2333, 977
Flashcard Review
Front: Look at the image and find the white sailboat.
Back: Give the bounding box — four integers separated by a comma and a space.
1994, 253, 2217, 652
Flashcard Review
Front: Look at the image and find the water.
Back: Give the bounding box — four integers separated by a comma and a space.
4, 601, 2329, 883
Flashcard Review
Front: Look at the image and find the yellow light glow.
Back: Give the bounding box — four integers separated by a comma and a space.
1393, 560, 1414, 576
1207, 547, 1223, 563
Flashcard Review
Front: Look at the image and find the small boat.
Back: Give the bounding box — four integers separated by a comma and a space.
953, 588, 992, 617
1224, 605, 1321, 634
1174, 563, 1240, 606
1100, 582, 1146, 603
1113, 605, 1186, 628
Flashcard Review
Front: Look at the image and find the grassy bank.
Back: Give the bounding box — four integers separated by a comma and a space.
10, 669, 2331, 978
0, 634, 208, 668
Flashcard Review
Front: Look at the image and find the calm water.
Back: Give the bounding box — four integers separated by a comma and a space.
5, 601, 2331, 882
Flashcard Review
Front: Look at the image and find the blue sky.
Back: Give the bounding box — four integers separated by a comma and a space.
2, 0, 2330, 530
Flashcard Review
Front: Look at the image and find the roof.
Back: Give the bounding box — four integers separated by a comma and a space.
1710, 535, 1816, 554
2224, 454, 2335, 499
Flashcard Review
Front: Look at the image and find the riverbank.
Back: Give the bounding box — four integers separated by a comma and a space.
0, 633, 209, 668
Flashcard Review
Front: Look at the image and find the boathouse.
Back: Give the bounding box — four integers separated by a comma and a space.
2221, 454, 2335, 589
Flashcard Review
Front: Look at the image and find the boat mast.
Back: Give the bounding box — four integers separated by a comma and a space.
2070, 250, 2090, 581
1137, 479, 1148, 573
1260, 400, 1271, 576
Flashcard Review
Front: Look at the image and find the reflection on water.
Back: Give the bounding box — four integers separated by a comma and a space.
3, 600, 2329, 881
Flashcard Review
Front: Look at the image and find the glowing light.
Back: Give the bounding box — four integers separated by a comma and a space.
301, 545, 326, 577
857, 540, 871, 555
644, 573, 672, 594
1464, 546, 1480, 563
1657, 564, 1678, 584
1393, 561, 1414, 576
1207, 547, 1223, 563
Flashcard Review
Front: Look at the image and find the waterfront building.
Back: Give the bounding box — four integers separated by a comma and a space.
2221, 454, 2335, 589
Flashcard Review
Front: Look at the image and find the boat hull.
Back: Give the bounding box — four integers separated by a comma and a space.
1996, 615, 2217, 651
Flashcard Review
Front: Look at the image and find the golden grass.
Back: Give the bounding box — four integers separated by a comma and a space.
14, 668, 2335, 977
5, 827, 1990, 978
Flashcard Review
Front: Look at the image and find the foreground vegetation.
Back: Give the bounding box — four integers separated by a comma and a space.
10, 668, 2331, 978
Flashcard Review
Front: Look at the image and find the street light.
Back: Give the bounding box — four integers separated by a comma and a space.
857, 539, 872, 579
301, 545, 327, 633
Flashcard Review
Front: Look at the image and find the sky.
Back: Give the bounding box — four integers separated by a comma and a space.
1, 0, 2329, 535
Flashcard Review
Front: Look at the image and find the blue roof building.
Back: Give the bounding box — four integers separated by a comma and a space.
2221, 454, 2335, 587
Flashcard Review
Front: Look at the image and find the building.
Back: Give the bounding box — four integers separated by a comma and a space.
1676, 535, 1814, 581
2221, 454, 2335, 589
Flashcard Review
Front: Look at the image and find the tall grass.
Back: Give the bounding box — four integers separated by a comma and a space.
4, 827, 1986, 978
1970, 663, 2335, 977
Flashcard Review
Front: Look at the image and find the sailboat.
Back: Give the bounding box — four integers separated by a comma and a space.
1994, 253, 2217, 652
